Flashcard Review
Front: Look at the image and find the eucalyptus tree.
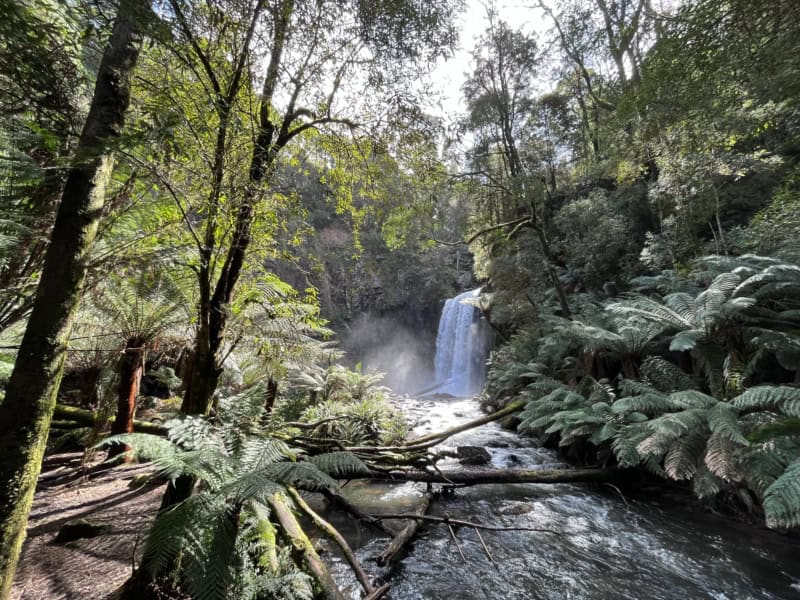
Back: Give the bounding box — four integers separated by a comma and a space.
462, 15, 572, 316
0, 0, 149, 593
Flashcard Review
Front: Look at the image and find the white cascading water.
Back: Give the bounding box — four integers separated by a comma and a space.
432, 288, 491, 396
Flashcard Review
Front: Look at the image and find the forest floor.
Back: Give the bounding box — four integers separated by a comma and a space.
11, 453, 163, 600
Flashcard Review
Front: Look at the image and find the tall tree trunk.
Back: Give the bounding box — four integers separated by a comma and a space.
0, 3, 144, 595
108, 341, 145, 461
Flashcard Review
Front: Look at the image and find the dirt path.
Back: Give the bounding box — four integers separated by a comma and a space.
11, 453, 163, 600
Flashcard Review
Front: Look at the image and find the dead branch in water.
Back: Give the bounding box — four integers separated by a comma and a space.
344, 399, 526, 454
287, 487, 375, 597
377, 490, 433, 566
370, 513, 560, 535
268, 491, 345, 600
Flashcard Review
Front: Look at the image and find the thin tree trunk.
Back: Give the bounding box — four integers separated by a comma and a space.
264, 377, 279, 413
108, 341, 145, 461
180, 0, 293, 418
0, 2, 144, 594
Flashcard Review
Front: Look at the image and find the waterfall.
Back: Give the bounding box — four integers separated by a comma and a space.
431, 288, 491, 396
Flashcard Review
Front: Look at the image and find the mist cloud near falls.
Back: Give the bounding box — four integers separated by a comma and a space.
339, 314, 436, 394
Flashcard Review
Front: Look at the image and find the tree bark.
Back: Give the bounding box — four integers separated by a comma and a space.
0, 2, 144, 595
264, 377, 279, 413
108, 341, 145, 460
287, 487, 375, 596
179, 0, 293, 418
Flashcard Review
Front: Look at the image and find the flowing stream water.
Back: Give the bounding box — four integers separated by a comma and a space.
319, 291, 800, 599
324, 395, 800, 599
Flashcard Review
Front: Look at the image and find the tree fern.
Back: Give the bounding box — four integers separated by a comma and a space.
98, 390, 369, 598
640, 357, 694, 393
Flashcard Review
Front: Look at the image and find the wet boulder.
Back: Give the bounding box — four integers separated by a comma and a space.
456, 446, 491, 466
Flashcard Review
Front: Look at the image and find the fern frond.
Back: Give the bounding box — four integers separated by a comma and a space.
741, 446, 791, 495
707, 403, 748, 445
734, 386, 800, 416
612, 393, 674, 416
747, 418, 800, 443
640, 357, 694, 393
183, 506, 240, 600
667, 390, 716, 410
762, 460, 800, 528
97, 433, 177, 462
704, 432, 742, 482
692, 464, 723, 499
612, 425, 648, 466
307, 452, 369, 477
218, 470, 283, 505
238, 437, 291, 472
258, 462, 338, 491
669, 329, 704, 352
647, 408, 707, 437
142, 493, 224, 576
664, 429, 707, 480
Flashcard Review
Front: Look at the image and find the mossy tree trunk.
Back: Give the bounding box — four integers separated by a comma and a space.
0, 3, 144, 595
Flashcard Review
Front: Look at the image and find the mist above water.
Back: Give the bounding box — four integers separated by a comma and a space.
340, 314, 435, 394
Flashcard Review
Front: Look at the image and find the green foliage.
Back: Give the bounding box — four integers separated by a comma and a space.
98, 385, 361, 599
486, 254, 800, 528
297, 366, 408, 445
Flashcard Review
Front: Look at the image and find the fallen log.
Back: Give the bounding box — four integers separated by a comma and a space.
404, 398, 525, 447
268, 491, 344, 600
320, 488, 399, 537
378, 490, 433, 566
287, 487, 375, 597
361, 466, 619, 486
53, 403, 167, 435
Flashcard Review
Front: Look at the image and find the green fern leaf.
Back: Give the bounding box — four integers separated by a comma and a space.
664, 429, 707, 480
763, 460, 800, 528
707, 403, 748, 445
308, 452, 369, 477
734, 386, 800, 416
692, 464, 723, 499
704, 433, 742, 482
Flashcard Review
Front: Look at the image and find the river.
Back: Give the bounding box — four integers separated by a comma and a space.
320, 394, 800, 600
